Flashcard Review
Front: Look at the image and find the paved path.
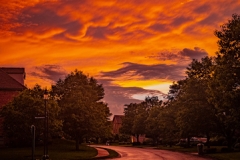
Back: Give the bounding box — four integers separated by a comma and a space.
92, 145, 214, 160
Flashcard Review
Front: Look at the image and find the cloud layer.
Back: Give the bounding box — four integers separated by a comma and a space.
1, 0, 240, 115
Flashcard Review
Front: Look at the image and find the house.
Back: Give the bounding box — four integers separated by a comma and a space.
0, 67, 26, 145
112, 115, 145, 143
112, 115, 124, 135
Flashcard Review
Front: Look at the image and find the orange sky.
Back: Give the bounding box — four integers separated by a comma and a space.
1, 0, 240, 115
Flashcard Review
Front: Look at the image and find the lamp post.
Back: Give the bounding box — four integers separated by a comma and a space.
43, 89, 49, 160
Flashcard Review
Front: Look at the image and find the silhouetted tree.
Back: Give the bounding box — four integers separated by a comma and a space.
52, 70, 111, 150
1, 85, 62, 147
208, 14, 240, 148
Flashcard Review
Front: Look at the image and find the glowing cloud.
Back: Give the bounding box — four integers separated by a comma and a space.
1, 0, 240, 115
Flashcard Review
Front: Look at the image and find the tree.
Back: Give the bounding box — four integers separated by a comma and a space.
52, 70, 111, 150
145, 106, 163, 145
121, 96, 162, 143
173, 57, 218, 148
120, 103, 138, 141
132, 102, 148, 142
208, 14, 240, 148
1, 85, 62, 147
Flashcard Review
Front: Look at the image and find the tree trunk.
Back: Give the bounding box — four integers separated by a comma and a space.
136, 134, 139, 143
227, 135, 232, 149
96, 137, 99, 144
206, 132, 210, 148
75, 136, 79, 151
225, 129, 235, 149
153, 137, 157, 146
187, 137, 190, 147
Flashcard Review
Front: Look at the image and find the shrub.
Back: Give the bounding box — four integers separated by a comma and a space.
143, 138, 153, 145
204, 148, 217, 154
132, 142, 141, 146
221, 147, 234, 152
234, 143, 240, 148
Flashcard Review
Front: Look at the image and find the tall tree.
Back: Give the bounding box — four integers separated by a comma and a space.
120, 103, 138, 141
52, 70, 111, 150
145, 106, 164, 145
208, 14, 240, 148
174, 56, 218, 147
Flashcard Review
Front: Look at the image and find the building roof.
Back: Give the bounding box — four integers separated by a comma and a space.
113, 115, 124, 124
0, 68, 26, 91
0, 67, 25, 74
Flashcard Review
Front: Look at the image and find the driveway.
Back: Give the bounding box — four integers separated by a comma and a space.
93, 145, 214, 160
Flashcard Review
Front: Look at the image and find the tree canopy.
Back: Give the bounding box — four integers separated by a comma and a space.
1, 85, 62, 147
52, 70, 111, 150
119, 14, 240, 149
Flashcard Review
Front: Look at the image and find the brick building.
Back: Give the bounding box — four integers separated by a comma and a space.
112, 114, 146, 143
112, 115, 124, 135
0, 67, 26, 145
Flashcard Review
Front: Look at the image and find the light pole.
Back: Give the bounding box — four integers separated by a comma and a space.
43, 89, 49, 160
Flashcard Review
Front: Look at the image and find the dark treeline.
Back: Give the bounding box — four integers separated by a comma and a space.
1, 70, 112, 150
120, 14, 240, 150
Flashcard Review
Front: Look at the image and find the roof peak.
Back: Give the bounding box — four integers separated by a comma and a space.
0, 68, 26, 90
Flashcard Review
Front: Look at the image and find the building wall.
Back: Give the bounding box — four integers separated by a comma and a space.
0, 91, 19, 109
113, 122, 122, 135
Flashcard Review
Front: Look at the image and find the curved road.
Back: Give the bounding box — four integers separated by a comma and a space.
94, 145, 213, 160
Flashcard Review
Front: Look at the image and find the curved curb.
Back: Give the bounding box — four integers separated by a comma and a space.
94, 147, 110, 158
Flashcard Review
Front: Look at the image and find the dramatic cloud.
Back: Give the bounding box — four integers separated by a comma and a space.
1, 0, 240, 115
99, 79, 164, 115
148, 47, 208, 62
179, 47, 208, 60
30, 65, 67, 83
101, 62, 186, 81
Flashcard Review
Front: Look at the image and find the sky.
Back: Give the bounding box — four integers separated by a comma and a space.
1, 0, 240, 116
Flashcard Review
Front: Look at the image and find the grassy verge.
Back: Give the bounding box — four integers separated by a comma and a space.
0, 139, 97, 160
155, 145, 240, 160
157, 145, 199, 152
208, 152, 240, 160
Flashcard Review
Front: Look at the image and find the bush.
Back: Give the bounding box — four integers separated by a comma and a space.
204, 148, 217, 154
221, 147, 234, 152
209, 136, 226, 146
119, 142, 131, 145
132, 142, 141, 146
143, 138, 153, 145
234, 143, 240, 148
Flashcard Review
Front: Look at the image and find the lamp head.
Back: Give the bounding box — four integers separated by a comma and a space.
43, 89, 49, 100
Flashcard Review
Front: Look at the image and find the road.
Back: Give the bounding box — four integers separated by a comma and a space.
94, 145, 213, 160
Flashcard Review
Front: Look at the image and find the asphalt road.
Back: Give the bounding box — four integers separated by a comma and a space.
95, 145, 214, 160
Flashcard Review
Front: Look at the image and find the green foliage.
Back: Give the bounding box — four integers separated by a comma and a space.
208, 14, 240, 148
120, 103, 138, 136
1, 84, 62, 147
120, 97, 163, 143
52, 70, 111, 150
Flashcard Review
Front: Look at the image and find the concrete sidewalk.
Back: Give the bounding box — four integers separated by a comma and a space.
94, 147, 109, 158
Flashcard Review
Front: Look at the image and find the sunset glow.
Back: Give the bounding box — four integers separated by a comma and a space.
1, 0, 240, 115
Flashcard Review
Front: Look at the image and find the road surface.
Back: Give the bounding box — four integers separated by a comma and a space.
94, 145, 213, 160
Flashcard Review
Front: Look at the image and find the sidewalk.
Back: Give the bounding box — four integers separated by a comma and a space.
94, 147, 109, 158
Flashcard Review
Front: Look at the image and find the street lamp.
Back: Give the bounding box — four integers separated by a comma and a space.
43, 89, 49, 160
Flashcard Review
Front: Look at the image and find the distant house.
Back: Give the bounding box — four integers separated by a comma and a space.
112, 115, 124, 135
112, 115, 145, 143
0, 67, 26, 145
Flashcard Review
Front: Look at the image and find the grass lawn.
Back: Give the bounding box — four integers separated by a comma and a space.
155, 145, 240, 160
0, 139, 98, 160
208, 152, 240, 160
157, 145, 199, 153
